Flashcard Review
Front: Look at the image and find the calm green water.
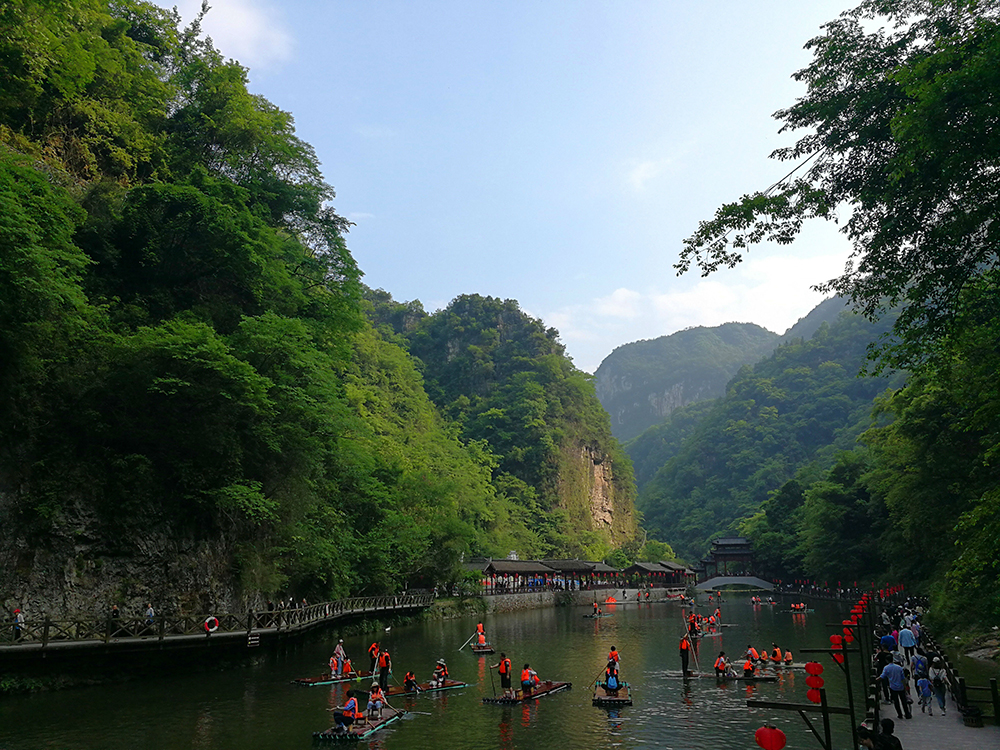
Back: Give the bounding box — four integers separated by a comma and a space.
0, 595, 885, 749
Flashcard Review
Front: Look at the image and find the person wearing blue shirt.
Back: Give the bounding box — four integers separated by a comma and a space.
898, 627, 916, 663
879, 653, 912, 720
880, 632, 897, 652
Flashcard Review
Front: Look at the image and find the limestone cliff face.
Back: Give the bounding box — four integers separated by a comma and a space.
556, 441, 636, 548
0, 493, 249, 620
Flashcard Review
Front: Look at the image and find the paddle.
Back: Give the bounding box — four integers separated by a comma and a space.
489, 663, 497, 696
458, 631, 477, 651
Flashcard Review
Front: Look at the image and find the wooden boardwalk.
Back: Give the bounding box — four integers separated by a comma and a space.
882, 692, 1000, 750
0, 594, 433, 661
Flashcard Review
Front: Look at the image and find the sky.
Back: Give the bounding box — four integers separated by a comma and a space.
164, 0, 859, 373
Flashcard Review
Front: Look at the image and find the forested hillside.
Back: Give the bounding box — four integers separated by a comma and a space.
594, 323, 779, 441
677, 0, 1000, 630
0, 0, 635, 617
366, 290, 638, 558
637, 310, 902, 562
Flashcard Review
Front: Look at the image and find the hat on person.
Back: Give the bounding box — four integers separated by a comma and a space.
13, 609, 19, 613
371, 681, 378, 688
436, 658, 446, 665
932, 656, 942, 664
338, 639, 343, 643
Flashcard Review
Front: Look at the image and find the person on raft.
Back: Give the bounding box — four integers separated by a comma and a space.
366, 682, 392, 719
714, 651, 728, 677
783, 649, 794, 665
367, 641, 380, 674
403, 670, 420, 692
743, 656, 756, 678
475, 622, 487, 646
331, 690, 363, 733
607, 645, 620, 667
377, 648, 392, 690
331, 639, 347, 674
679, 634, 693, 677
521, 664, 540, 697
491, 652, 514, 698
430, 658, 449, 688
604, 660, 621, 694
770, 643, 783, 663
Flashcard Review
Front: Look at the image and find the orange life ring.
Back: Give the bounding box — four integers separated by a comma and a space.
204, 616, 220, 633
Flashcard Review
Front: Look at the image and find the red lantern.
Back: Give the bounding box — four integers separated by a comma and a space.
842, 619, 852, 626
844, 633, 854, 644
832, 653, 844, 664
806, 688, 822, 704
754, 725, 787, 750
806, 675, 824, 689
804, 662, 824, 676
829, 634, 842, 645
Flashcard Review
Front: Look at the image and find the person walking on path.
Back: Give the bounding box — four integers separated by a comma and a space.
928, 657, 950, 715
879, 653, 912, 720
898, 626, 916, 664
910, 650, 928, 689
13, 608, 24, 641
879, 718, 904, 750
916, 674, 934, 715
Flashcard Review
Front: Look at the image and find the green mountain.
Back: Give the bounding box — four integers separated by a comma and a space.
594, 323, 780, 442
636, 309, 902, 563
366, 289, 638, 558
0, 1, 635, 617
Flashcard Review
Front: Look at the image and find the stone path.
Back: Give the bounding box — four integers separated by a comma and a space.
879, 690, 1000, 750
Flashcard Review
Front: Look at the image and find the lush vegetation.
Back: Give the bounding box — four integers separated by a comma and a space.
635, 310, 902, 563
0, 0, 635, 610
594, 323, 779, 442
366, 290, 638, 560
673, 0, 1000, 630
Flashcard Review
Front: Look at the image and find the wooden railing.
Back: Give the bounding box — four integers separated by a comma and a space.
1, 593, 435, 649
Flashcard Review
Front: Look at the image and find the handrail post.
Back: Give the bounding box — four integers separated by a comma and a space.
959, 676, 968, 710
104, 617, 111, 644
158, 618, 165, 641
990, 678, 998, 725
42, 617, 51, 648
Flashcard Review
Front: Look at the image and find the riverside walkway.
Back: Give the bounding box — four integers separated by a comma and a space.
0, 593, 433, 661
889, 693, 1000, 750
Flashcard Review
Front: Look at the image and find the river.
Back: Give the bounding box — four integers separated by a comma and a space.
0, 594, 963, 749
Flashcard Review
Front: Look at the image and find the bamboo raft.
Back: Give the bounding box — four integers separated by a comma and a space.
593, 680, 632, 706
470, 643, 496, 654
666, 670, 778, 682
294, 671, 376, 687
482, 680, 572, 704
378, 679, 468, 697
583, 613, 613, 619
780, 608, 815, 613
313, 707, 405, 741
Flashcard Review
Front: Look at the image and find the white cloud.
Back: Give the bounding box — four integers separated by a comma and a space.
542, 248, 852, 374
347, 212, 375, 222
172, 0, 293, 70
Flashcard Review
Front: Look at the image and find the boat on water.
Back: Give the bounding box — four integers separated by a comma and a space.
666, 670, 778, 682
355, 679, 468, 697
293, 671, 376, 687
583, 613, 613, 619
780, 608, 815, 613
593, 678, 632, 706
313, 706, 405, 741
482, 680, 572, 704
470, 643, 496, 654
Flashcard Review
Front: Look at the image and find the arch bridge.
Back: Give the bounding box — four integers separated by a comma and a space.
696, 575, 774, 591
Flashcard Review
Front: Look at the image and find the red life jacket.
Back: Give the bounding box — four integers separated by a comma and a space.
478, 634, 486, 645
680, 638, 690, 651
714, 657, 726, 671
370, 686, 383, 702
743, 660, 754, 672
521, 668, 531, 682
499, 658, 510, 675
368, 643, 379, 658
378, 651, 390, 668
476, 623, 485, 634
749, 647, 759, 660
608, 649, 619, 663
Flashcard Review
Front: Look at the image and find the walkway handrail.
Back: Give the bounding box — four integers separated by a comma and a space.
1, 593, 435, 648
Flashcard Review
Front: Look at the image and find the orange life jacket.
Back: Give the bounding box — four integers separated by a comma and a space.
714, 657, 726, 671
771, 647, 782, 662
743, 660, 754, 672
478, 633, 486, 645
370, 686, 383, 702
341, 659, 352, 674
521, 668, 531, 682
378, 651, 390, 668
405, 671, 415, 683
680, 638, 690, 651
784, 652, 793, 663
476, 623, 485, 634
345, 696, 363, 719
608, 649, 619, 663
499, 658, 510, 675
368, 643, 379, 658
749, 647, 759, 660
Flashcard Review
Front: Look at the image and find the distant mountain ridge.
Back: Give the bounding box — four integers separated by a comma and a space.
594, 298, 848, 442
594, 322, 780, 441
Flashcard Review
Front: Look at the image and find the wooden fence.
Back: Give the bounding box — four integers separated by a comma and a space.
2, 594, 435, 650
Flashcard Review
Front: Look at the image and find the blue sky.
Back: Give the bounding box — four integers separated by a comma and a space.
167, 0, 858, 372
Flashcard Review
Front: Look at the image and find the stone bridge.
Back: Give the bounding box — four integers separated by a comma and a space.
696, 575, 774, 591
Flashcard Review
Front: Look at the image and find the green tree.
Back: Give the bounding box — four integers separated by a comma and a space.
680, 0, 1000, 367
